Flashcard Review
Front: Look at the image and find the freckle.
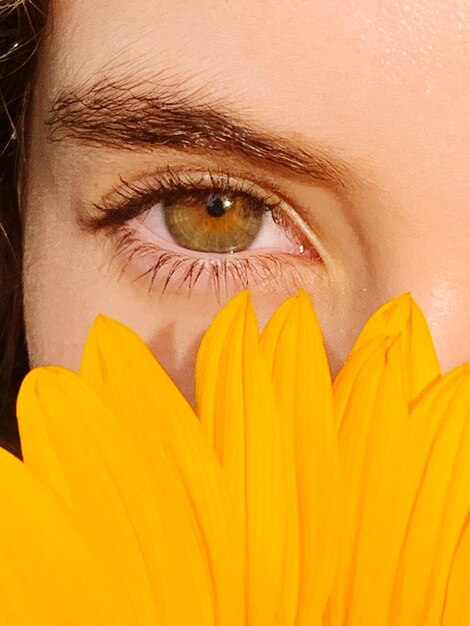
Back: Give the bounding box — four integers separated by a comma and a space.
289, 131, 306, 144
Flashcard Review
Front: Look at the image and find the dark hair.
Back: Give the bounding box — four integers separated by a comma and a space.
0, 0, 48, 457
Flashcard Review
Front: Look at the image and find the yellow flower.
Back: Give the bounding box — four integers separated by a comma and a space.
0, 291, 468, 625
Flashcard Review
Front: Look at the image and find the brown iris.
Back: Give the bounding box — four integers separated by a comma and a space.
163, 191, 264, 253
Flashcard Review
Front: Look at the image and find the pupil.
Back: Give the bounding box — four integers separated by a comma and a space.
207, 194, 227, 218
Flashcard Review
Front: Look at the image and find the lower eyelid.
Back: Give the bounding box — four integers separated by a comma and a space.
113, 225, 323, 297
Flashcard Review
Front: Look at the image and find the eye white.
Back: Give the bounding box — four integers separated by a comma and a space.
136, 199, 304, 255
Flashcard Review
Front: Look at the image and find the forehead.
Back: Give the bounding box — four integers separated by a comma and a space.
43, 0, 468, 169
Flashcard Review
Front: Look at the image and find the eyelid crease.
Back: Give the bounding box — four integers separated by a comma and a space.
82, 167, 283, 232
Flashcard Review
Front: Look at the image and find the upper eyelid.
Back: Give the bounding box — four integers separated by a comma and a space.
111, 167, 282, 206
83, 168, 287, 232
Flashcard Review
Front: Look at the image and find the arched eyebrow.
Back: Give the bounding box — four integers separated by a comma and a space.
46, 77, 355, 188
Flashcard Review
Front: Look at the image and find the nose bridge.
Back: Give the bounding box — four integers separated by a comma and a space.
369, 221, 470, 374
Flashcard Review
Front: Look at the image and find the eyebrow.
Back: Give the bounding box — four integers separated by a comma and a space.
46, 77, 353, 187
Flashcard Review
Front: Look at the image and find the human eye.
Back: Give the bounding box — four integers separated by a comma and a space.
84, 167, 324, 297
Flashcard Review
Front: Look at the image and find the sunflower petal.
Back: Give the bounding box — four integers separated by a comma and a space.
442, 514, 470, 624
332, 336, 409, 625
0, 447, 138, 625
391, 365, 470, 624
260, 290, 338, 625
260, 296, 300, 625
350, 294, 440, 404
79, 314, 240, 626
17, 367, 216, 626
196, 291, 287, 626
333, 337, 388, 434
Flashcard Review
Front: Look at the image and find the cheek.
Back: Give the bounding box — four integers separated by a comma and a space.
23, 236, 104, 371
22, 203, 369, 405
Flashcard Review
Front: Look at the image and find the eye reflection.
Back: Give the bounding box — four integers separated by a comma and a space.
163, 190, 263, 253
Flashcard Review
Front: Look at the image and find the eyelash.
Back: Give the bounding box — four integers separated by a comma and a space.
86, 167, 320, 297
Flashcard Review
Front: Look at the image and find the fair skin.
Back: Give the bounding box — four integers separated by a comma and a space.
23, 0, 470, 400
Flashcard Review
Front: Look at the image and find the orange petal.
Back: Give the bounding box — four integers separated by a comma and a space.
391, 365, 470, 624
79, 314, 240, 626
196, 291, 287, 626
350, 293, 440, 405
260, 290, 338, 625
442, 514, 470, 624
332, 336, 408, 625
0, 447, 138, 625
18, 367, 216, 626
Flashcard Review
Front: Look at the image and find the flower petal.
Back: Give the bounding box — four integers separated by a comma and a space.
442, 514, 470, 624
18, 367, 216, 626
260, 290, 338, 625
196, 291, 287, 626
332, 336, 408, 625
350, 293, 440, 405
0, 447, 138, 625
391, 365, 470, 624
79, 315, 240, 626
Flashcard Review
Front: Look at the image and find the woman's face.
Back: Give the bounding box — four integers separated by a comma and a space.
23, 0, 470, 399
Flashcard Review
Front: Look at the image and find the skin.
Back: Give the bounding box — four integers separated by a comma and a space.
23, 0, 470, 401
